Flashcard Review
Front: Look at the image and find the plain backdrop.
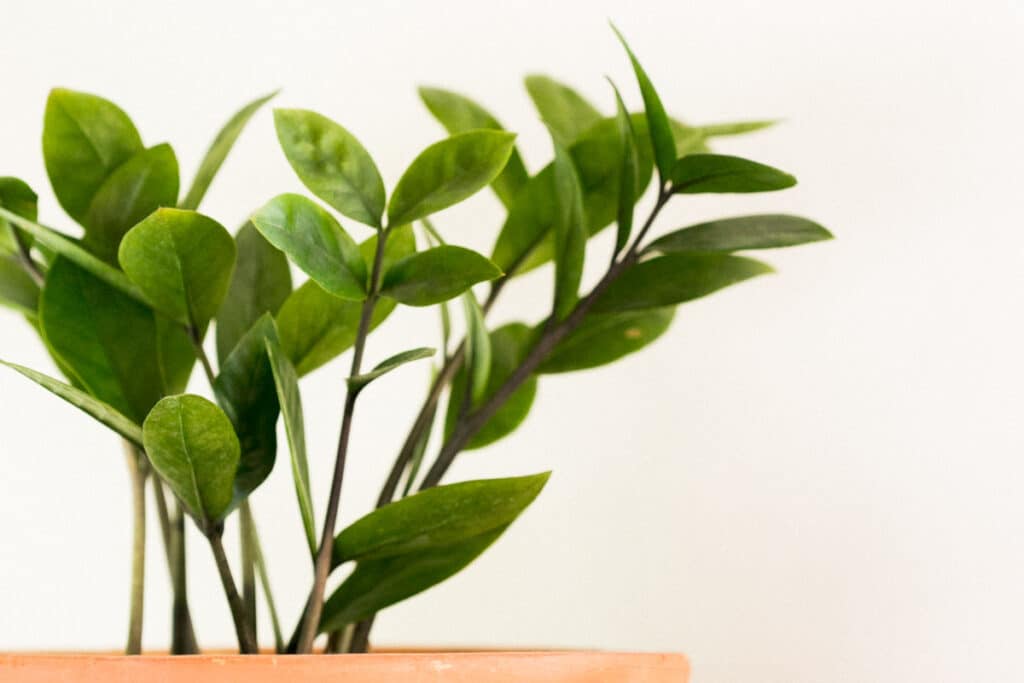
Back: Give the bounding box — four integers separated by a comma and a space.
1, 1, 1022, 681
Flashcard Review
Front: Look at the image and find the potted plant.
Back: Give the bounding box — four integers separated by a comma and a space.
0, 26, 831, 682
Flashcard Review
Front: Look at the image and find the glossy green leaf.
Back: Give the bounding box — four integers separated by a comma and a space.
0, 359, 144, 445
83, 144, 180, 262
538, 308, 675, 373
348, 347, 435, 395
594, 252, 774, 313
609, 79, 639, 253
549, 139, 585, 320
387, 130, 516, 226
417, 87, 529, 206
611, 25, 676, 183
251, 193, 367, 300
0, 177, 38, 254
118, 208, 236, 327
320, 525, 506, 632
445, 323, 538, 450
0, 255, 39, 317
646, 215, 832, 254
181, 91, 277, 211
143, 394, 240, 528
213, 314, 280, 502
670, 154, 796, 194
274, 108, 385, 227
524, 75, 603, 147
332, 472, 549, 565
216, 222, 293, 364
43, 88, 143, 224
264, 334, 316, 555
380, 245, 501, 306
461, 294, 490, 406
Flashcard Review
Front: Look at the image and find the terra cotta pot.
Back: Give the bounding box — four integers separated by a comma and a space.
0, 651, 688, 682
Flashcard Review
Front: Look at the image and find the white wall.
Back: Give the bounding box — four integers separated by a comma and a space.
1, 1, 1021, 680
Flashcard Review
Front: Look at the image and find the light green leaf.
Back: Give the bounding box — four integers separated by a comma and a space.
461, 294, 490, 406
549, 139, 585, 320
1, 359, 144, 445
0, 255, 40, 317
594, 252, 774, 313
143, 394, 240, 528
83, 144, 180, 262
118, 208, 236, 327
538, 308, 675, 373
264, 334, 316, 555
381, 245, 501, 307
611, 25, 676, 183
670, 154, 796, 194
43, 88, 144, 224
387, 130, 516, 226
251, 193, 367, 301
348, 347, 435, 395
699, 120, 778, 137
524, 75, 603, 147
646, 215, 832, 254
274, 108, 385, 227
181, 91, 277, 211
0, 177, 38, 254
216, 222, 293, 364
608, 79, 639, 253
417, 87, 529, 207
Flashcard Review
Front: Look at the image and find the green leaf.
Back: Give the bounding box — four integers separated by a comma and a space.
320, 525, 506, 632
348, 347, 435, 395
538, 308, 675, 373
216, 222, 293, 364
0, 359, 144, 445
611, 25, 676, 183
274, 108, 385, 227
83, 144, 180, 262
646, 215, 833, 254
251, 193, 367, 300
445, 323, 538, 450
0, 177, 38, 254
608, 79, 639, 253
524, 75, 603, 147
594, 252, 774, 313
332, 472, 549, 565
670, 154, 796, 194
143, 394, 240, 528
181, 91, 277, 211
264, 334, 316, 555
213, 314, 280, 502
0, 255, 40, 317
387, 130, 517, 226
417, 87, 529, 207
461, 294, 490, 406
549, 139, 586, 320
699, 120, 778, 137
43, 88, 144, 224
276, 226, 413, 376
381, 245, 501, 306
118, 208, 236, 327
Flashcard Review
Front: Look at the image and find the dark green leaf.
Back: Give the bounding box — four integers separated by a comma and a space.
670, 154, 796, 194
538, 308, 675, 373
387, 130, 516, 226
549, 140, 586, 320
0, 359, 144, 445
181, 91, 277, 211
216, 222, 293, 364
118, 208, 236, 327
43, 88, 144, 224
348, 347, 434, 395
251, 193, 367, 301
0, 177, 38, 254
445, 323, 538, 450
608, 79, 639, 253
143, 394, 240, 527
646, 215, 832, 254
461, 294, 490, 406
0, 255, 39, 317
264, 334, 316, 555
83, 144, 180, 262
274, 109, 385, 227
594, 252, 774, 313
417, 87, 529, 207
380, 245, 501, 306
524, 75, 603, 147
611, 25, 676, 183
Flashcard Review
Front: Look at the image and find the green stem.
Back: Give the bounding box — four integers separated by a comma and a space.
124, 441, 148, 655
153, 480, 199, 653
247, 509, 284, 652
207, 529, 258, 654
240, 501, 257, 646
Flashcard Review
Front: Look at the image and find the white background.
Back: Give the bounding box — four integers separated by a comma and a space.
1, 1, 1022, 681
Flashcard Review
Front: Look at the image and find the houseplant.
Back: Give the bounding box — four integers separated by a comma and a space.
0, 26, 831, 681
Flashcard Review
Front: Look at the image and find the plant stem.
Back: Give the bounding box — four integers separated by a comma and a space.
11, 226, 44, 286
124, 441, 148, 655
247, 510, 285, 653
153, 479, 200, 653
187, 326, 217, 388
294, 227, 390, 654
240, 501, 258, 646
207, 528, 258, 654
347, 616, 374, 653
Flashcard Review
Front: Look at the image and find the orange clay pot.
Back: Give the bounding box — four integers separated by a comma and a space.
0, 650, 689, 682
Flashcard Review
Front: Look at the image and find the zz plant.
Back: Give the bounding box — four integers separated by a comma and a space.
0, 27, 831, 656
